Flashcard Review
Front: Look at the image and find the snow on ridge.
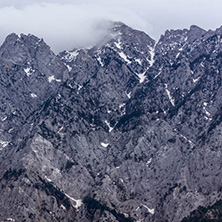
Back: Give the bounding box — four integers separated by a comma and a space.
63, 50, 79, 62
69, 50, 79, 58
16, 33, 21, 39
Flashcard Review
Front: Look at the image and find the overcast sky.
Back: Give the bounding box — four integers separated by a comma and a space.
0, 0, 221, 53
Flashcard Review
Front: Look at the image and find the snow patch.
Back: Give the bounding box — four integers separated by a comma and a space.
135, 58, 142, 65
136, 72, 146, 83
8, 128, 13, 133
146, 158, 152, 166
203, 102, 210, 116
114, 39, 122, 49
30, 93, 37, 98
120, 178, 124, 183
154, 71, 162, 79
165, 84, 175, 106
78, 85, 83, 91
24, 67, 33, 77
147, 43, 156, 66
101, 142, 109, 148
58, 126, 64, 132
0, 140, 9, 148
193, 76, 200, 83
1, 116, 7, 121
136, 207, 140, 211
6, 219, 15, 222
48, 75, 61, 83
45, 176, 52, 182
142, 204, 155, 215
65, 194, 82, 209
119, 103, 125, 109
176, 52, 180, 58
126, 92, 131, 99
68, 84, 74, 89
118, 52, 131, 64
60, 204, 66, 211
97, 57, 104, 66
105, 120, 114, 132
180, 133, 194, 145
66, 64, 72, 72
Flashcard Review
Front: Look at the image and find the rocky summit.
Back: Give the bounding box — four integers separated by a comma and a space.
0, 21, 222, 222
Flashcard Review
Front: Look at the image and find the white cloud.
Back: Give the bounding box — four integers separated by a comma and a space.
0, 0, 221, 53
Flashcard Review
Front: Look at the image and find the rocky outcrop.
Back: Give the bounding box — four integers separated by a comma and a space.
0, 22, 222, 222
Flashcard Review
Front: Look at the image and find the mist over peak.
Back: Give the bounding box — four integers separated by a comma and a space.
0, 0, 222, 53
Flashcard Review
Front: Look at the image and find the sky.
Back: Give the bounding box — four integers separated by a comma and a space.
0, 0, 221, 53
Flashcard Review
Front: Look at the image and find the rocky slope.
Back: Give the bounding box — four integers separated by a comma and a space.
0, 22, 222, 222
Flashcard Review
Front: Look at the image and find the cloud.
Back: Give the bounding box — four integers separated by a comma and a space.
0, 0, 221, 53
0, 3, 113, 53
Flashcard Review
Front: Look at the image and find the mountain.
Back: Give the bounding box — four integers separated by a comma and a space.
0, 22, 222, 222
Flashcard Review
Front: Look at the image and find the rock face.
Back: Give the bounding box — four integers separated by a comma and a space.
0, 22, 222, 222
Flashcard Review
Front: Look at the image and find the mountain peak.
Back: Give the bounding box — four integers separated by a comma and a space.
0, 33, 47, 65
189, 24, 205, 32
188, 25, 206, 41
